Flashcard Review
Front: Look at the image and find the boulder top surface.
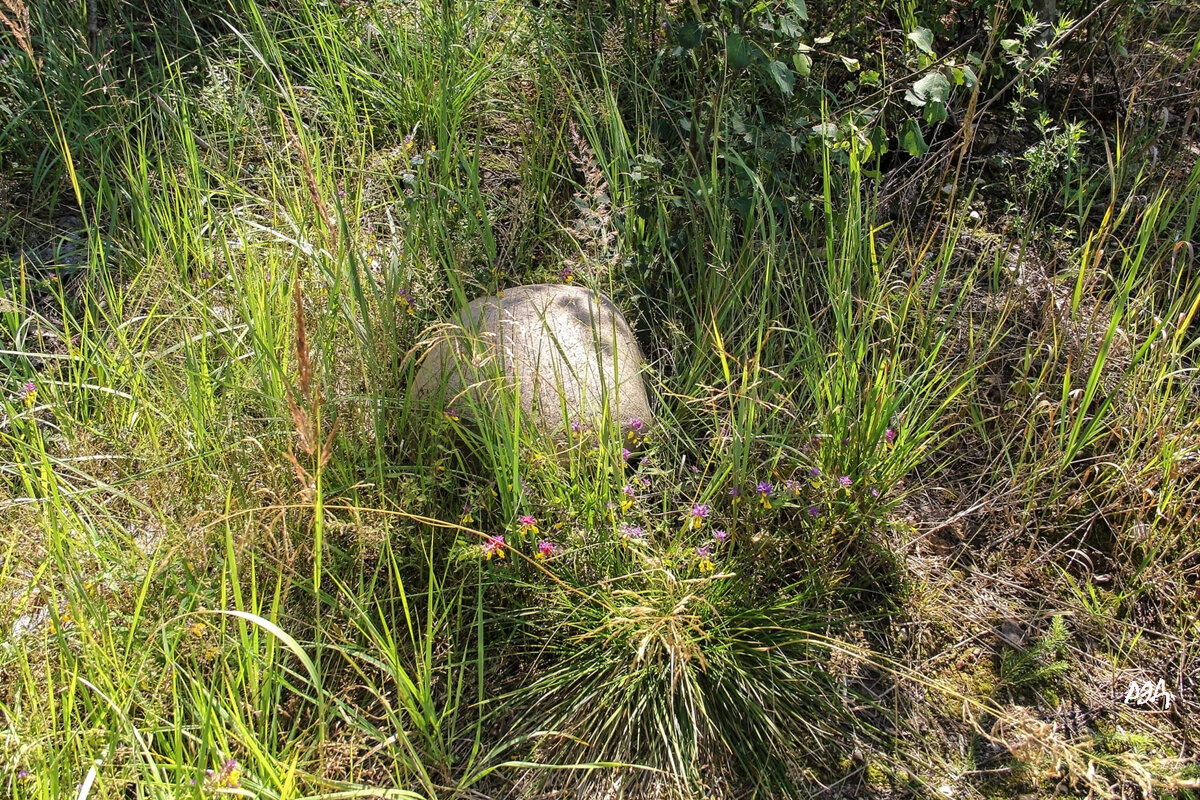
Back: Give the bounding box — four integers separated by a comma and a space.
413, 283, 654, 436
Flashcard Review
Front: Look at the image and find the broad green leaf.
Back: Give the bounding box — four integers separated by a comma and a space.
915, 71, 951, 101
727, 32, 752, 69
900, 119, 928, 156
811, 122, 838, 139
907, 27, 934, 55
905, 71, 951, 106
840, 55, 860, 72
868, 126, 889, 156
793, 52, 812, 76
779, 14, 804, 38
768, 60, 795, 96
788, 0, 809, 20
676, 21, 708, 50
1001, 38, 1022, 54
814, 34, 833, 45
728, 195, 753, 217
860, 69, 881, 86
924, 101, 948, 124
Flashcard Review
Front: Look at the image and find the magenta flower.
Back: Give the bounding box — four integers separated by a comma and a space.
810, 466, 821, 477
622, 448, 631, 460
885, 428, 896, 443
687, 503, 710, 529
784, 479, 802, 494
807, 505, 820, 517
870, 488, 880, 498
756, 481, 773, 495
619, 523, 645, 540
713, 529, 728, 543
517, 515, 539, 535
481, 535, 506, 560
536, 540, 557, 560
697, 544, 713, 557
629, 417, 644, 433
205, 759, 242, 789
838, 476, 853, 487
623, 484, 636, 498
18, 381, 37, 407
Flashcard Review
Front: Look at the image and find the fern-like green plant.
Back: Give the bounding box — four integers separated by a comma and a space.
999, 616, 1071, 702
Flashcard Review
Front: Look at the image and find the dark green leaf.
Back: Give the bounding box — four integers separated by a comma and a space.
676, 22, 708, 50
727, 32, 752, 69
779, 14, 803, 39
868, 126, 888, 157
900, 120, 928, 156
728, 195, 753, 217
787, 0, 808, 20
768, 60, 795, 96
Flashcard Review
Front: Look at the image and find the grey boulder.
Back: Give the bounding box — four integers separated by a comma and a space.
413, 284, 653, 436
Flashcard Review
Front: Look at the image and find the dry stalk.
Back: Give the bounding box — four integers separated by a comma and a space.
282, 115, 339, 250
0, 0, 34, 61
284, 280, 339, 502
565, 118, 617, 271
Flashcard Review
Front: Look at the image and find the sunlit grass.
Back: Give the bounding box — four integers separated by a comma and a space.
2, 0, 1199, 798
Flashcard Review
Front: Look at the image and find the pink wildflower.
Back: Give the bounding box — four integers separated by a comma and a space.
481, 535, 506, 560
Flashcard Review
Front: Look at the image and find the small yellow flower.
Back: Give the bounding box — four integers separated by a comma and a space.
482, 535, 506, 560
220, 764, 242, 788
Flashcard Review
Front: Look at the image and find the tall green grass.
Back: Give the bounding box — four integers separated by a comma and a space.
2, 0, 1199, 798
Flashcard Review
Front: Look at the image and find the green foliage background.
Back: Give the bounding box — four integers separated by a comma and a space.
1, 0, 1199, 798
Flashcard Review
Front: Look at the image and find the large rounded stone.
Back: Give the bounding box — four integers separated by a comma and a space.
413, 284, 653, 436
